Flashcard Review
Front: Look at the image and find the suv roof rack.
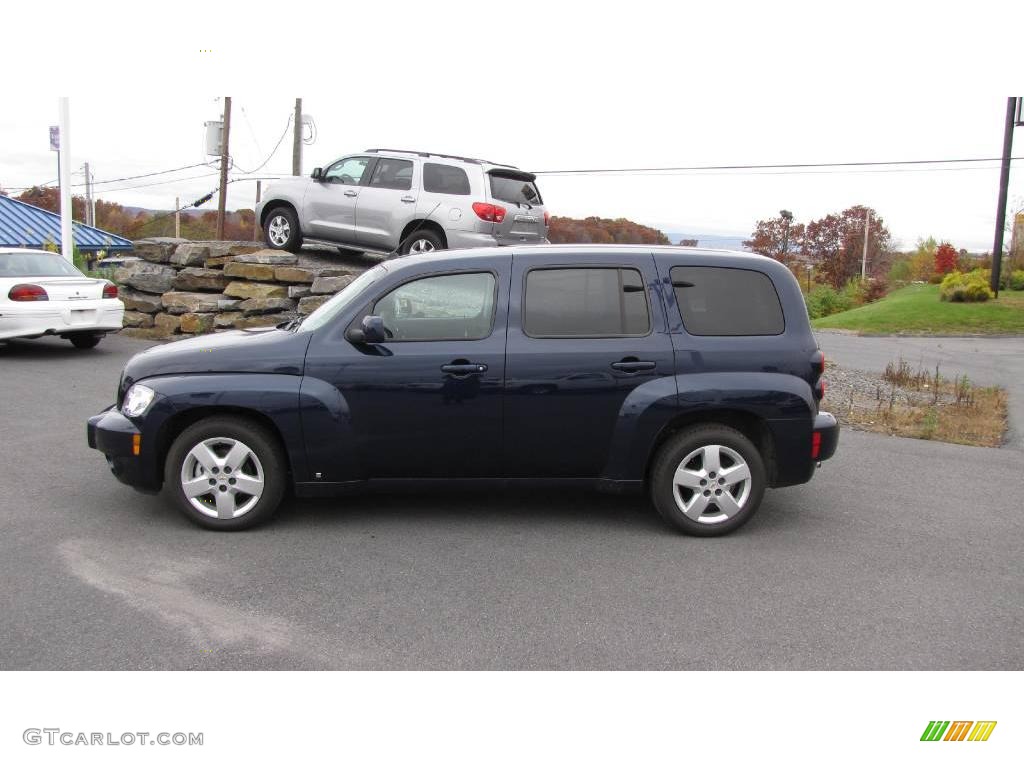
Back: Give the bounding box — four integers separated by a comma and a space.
364, 148, 516, 169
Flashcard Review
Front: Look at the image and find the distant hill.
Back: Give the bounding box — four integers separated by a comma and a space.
661, 231, 750, 251
548, 216, 670, 245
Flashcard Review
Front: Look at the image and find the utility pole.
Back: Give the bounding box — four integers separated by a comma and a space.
83, 162, 93, 226
861, 209, 871, 280
990, 96, 1020, 297
57, 98, 73, 261
292, 98, 303, 176
216, 96, 232, 241
780, 209, 793, 263
253, 181, 262, 241
175, 196, 181, 239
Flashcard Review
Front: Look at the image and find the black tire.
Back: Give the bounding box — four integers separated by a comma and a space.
164, 416, 287, 531
263, 206, 302, 252
68, 332, 102, 349
399, 228, 444, 256
649, 424, 767, 537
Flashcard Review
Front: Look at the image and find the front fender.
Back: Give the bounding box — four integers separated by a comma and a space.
136, 373, 307, 485
602, 372, 816, 482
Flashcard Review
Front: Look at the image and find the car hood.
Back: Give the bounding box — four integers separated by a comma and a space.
119, 326, 312, 400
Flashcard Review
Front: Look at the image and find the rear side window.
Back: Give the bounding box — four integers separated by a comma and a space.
524, 268, 650, 337
423, 163, 471, 195
489, 174, 542, 206
671, 266, 784, 336
368, 158, 413, 191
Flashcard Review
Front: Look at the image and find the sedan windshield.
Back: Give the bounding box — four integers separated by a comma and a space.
300, 264, 387, 332
0, 251, 85, 278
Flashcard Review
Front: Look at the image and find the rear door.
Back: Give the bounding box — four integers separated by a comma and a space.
302, 156, 374, 242
487, 170, 547, 245
353, 156, 417, 251
503, 250, 674, 478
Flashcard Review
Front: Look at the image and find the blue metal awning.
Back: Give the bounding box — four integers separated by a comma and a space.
0, 195, 134, 252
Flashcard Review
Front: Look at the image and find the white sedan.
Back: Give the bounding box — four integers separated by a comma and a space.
0, 248, 125, 349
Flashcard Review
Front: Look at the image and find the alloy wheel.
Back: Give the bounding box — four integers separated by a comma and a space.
671, 444, 752, 524
267, 216, 291, 246
180, 437, 265, 519
408, 238, 435, 254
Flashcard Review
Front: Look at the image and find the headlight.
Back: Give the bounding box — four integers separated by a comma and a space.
122, 384, 156, 417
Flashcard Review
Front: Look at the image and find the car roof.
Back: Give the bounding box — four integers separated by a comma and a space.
390, 243, 771, 268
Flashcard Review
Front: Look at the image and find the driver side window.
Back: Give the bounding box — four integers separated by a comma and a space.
372, 272, 496, 341
324, 156, 372, 185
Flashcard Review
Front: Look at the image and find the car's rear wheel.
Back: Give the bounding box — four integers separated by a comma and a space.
264, 206, 302, 252
400, 228, 444, 256
649, 424, 766, 536
164, 416, 286, 531
68, 332, 102, 349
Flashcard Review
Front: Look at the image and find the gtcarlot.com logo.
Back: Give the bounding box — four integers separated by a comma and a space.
23, 729, 203, 747
920, 721, 997, 742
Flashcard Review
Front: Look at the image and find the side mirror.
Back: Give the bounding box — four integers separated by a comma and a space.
311, 167, 323, 181
346, 315, 388, 344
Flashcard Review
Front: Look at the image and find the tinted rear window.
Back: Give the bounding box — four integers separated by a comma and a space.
671, 266, 784, 336
489, 174, 542, 206
524, 267, 649, 337
368, 158, 413, 191
423, 163, 471, 195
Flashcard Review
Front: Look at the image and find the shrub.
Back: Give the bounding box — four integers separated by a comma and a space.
928, 272, 943, 284
939, 270, 994, 302
1009, 270, 1024, 291
888, 258, 913, 283
862, 276, 889, 302
805, 285, 853, 319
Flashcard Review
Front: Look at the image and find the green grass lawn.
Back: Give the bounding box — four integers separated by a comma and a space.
812, 283, 1024, 335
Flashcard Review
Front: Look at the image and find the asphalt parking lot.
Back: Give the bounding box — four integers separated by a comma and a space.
1, 333, 1022, 670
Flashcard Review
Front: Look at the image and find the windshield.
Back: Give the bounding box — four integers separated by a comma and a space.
0, 251, 85, 278
300, 264, 387, 332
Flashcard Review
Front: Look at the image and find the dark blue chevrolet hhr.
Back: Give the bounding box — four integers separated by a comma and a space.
87, 245, 838, 535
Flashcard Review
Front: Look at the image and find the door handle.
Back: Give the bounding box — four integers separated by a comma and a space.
611, 360, 656, 373
343, 189, 358, 197
400, 195, 416, 203
441, 362, 488, 376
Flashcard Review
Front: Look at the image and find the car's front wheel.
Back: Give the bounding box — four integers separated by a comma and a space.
263, 207, 302, 252
164, 416, 286, 531
649, 424, 766, 536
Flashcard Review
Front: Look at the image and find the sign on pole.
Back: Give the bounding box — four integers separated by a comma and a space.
49, 125, 60, 151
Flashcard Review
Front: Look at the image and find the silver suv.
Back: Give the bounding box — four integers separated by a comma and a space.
256, 149, 550, 256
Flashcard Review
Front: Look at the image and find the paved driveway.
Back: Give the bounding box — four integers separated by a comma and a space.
0, 334, 1021, 670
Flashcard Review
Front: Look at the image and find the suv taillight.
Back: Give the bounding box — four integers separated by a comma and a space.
472, 202, 506, 223
102, 282, 118, 299
8, 284, 48, 301
543, 211, 550, 228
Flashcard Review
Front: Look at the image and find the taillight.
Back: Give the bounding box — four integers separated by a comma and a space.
8, 284, 48, 302
543, 211, 551, 228
811, 431, 822, 459
472, 202, 506, 223
102, 282, 119, 299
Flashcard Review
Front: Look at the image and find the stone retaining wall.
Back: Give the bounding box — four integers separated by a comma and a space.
116, 238, 359, 339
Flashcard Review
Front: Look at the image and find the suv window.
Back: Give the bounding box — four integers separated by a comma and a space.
489, 174, 542, 206
671, 266, 784, 336
373, 272, 497, 341
423, 163, 471, 195
368, 158, 414, 191
523, 268, 650, 338
325, 156, 373, 185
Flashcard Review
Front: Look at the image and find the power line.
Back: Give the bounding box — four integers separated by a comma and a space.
532, 156, 1024, 176
232, 115, 292, 174
81, 162, 214, 187
91, 171, 221, 194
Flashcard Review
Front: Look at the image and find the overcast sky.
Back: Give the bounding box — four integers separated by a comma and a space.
3, 2, 1021, 252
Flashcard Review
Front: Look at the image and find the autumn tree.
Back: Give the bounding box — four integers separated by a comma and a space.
934, 242, 958, 275
548, 216, 670, 245
802, 205, 891, 288
744, 215, 805, 263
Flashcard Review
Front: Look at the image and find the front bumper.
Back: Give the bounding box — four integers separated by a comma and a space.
813, 411, 839, 462
87, 406, 159, 492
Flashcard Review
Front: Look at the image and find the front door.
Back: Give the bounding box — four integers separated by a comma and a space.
303, 258, 511, 479
503, 250, 675, 478
302, 156, 373, 242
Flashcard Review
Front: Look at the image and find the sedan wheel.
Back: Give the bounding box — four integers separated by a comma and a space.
180, 437, 265, 520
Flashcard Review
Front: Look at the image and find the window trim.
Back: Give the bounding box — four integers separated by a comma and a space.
521, 265, 653, 340
670, 265, 786, 337
348, 268, 501, 343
